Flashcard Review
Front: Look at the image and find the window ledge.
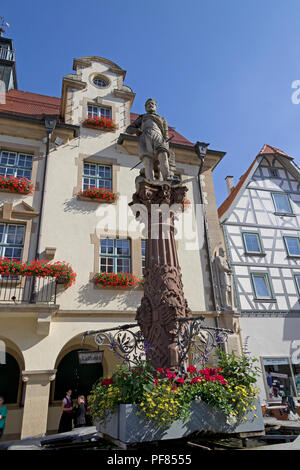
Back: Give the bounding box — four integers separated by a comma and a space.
287, 255, 300, 258
244, 252, 266, 257
77, 195, 117, 204
274, 212, 295, 217
93, 282, 144, 291
81, 124, 117, 133
0, 189, 30, 196
253, 298, 277, 303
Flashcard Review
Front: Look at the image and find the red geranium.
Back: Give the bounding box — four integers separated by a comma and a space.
0, 175, 34, 195
82, 116, 118, 131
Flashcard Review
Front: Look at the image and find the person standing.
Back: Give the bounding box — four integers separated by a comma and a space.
58, 389, 73, 433
0, 397, 7, 440
85, 395, 93, 426
73, 395, 86, 428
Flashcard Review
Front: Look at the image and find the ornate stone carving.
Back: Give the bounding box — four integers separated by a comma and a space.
130, 181, 191, 370
126, 98, 175, 181
213, 247, 234, 311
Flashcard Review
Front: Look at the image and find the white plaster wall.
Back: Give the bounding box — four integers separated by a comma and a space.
38, 60, 208, 314
240, 316, 300, 402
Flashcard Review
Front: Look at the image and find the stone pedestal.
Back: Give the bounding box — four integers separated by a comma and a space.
21, 369, 56, 439
130, 181, 192, 370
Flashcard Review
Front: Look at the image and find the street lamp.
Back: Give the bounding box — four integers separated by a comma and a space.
194, 141, 210, 165
44, 115, 58, 138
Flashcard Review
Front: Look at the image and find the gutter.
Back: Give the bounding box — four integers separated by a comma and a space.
195, 144, 220, 330
0, 111, 80, 137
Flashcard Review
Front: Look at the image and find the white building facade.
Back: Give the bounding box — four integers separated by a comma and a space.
219, 144, 300, 406
0, 48, 241, 439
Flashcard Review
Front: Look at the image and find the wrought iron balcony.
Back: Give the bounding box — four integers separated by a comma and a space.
0, 276, 57, 304
0, 46, 15, 61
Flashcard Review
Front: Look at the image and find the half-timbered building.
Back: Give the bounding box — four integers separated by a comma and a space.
219, 144, 300, 407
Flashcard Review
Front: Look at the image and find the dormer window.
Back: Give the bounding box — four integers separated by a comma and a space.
87, 105, 111, 119
93, 76, 109, 88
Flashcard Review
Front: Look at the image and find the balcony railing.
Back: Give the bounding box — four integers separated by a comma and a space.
0, 276, 57, 304
0, 46, 15, 61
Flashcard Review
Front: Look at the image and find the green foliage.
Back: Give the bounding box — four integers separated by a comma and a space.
215, 348, 260, 388
89, 352, 260, 428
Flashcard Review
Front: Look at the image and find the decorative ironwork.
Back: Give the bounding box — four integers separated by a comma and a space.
82, 318, 233, 376
0, 276, 57, 304
82, 323, 148, 367
175, 316, 233, 376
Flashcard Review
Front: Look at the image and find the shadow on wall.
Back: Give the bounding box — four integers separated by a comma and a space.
283, 303, 300, 362
76, 282, 143, 310
63, 196, 103, 214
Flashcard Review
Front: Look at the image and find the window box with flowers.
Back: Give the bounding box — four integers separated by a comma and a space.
0, 258, 76, 288
82, 116, 118, 132
92, 272, 144, 289
0, 175, 34, 195
90, 352, 264, 445
78, 188, 118, 203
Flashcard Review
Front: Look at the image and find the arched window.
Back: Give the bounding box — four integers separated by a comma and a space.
54, 349, 103, 401
0, 352, 20, 404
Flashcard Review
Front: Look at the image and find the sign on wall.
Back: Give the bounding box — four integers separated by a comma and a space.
78, 350, 104, 364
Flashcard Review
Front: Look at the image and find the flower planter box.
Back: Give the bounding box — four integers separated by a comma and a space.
96, 398, 264, 445
82, 117, 118, 132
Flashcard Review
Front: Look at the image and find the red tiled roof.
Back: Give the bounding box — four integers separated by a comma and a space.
130, 112, 193, 147
0, 89, 61, 119
258, 143, 292, 160
218, 144, 293, 218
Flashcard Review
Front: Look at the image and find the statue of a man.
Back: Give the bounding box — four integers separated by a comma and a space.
214, 247, 233, 310
126, 98, 172, 181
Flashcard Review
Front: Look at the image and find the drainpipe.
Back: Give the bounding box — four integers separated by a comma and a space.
194, 142, 220, 329
29, 115, 57, 303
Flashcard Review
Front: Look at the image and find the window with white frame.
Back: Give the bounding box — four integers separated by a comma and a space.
141, 240, 146, 277
87, 105, 112, 119
0, 150, 33, 180
83, 162, 112, 190
284, 236, 300, 257
272, 193, 293, 214
93, 76, 108, 88
100, 239, 131, 273
242, 232, 263, 254
0, 224, 25, 279
251, 273, 273, 299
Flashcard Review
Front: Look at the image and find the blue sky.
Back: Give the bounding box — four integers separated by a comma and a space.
2, 0, 300, 204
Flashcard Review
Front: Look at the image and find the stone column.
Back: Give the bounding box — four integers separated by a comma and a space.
21, 369, 56, 439
130, 181, 192, 371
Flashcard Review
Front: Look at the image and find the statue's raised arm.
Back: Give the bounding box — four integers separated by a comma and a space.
125, 98, 173, 182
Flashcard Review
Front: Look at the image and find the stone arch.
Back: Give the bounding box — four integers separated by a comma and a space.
50, 333, 119, 403
0, 336, 25, 405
